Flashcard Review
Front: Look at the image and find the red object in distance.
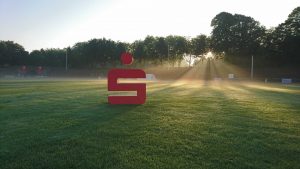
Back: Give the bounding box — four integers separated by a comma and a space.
36, 66, 43, 75
121, 52, 133, 65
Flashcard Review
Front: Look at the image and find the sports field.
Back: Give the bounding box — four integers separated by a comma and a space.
1, 79, 300, 169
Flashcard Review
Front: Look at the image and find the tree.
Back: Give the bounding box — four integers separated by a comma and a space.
28, 48, 65, 67
268, 7, 300, 66
191, 35, 209, 57
166, 35, 188, 67
69, 38, 127, 68
143, 36, 158, 65
155, 37, 168, 65
130, 40, 145, 65
0, 41, 28, 66
211, 12, 265, 65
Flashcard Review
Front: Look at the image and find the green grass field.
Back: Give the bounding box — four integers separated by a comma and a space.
1, 79, 300, 169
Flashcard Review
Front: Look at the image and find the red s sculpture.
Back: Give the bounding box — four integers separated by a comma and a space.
108, 53, 146, 104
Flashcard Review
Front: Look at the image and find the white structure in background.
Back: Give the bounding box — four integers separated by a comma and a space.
281, 78, 292, 84
228, 74, 234, 80
136, 74, 157, 81
146, 74, 156, 80
214, 77, 222, 81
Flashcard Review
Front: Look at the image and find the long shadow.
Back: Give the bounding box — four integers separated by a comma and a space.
231, 83, 300, 109
168, 67, 192, 80
213, 89, 288, 166
211, 60, 221, 78
204, 59, 212, 81
182, 87, 299, 168
147, 84, 188, 100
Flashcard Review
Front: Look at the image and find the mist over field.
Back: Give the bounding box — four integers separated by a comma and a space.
1, 1, 300, 169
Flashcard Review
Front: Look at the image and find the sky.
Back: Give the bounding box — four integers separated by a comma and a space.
0, 0, 299, 51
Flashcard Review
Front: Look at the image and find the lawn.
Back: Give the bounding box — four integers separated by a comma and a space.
0, 79, 300, 169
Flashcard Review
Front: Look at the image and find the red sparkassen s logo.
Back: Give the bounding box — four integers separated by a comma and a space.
107, 53, 146, 104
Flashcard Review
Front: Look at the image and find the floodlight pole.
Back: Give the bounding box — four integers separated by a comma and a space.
65, 49, 68, 71
251, 55, 253, 80
167, 44, 170, 69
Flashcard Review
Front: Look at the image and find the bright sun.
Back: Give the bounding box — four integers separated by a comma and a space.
205, 52, 214, 59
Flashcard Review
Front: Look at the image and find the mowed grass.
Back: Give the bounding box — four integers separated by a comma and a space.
0, 79, 300, 169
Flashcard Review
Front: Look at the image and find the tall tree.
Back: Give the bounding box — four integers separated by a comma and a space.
130, 40, 145, 65
155, 37, 168, 64
191, 35, 209, 57
0, 41, 28, 66
166, 35, 188, 67
211, 12, 265, 64
143, 36, 158, 65
270, 7, 300, 66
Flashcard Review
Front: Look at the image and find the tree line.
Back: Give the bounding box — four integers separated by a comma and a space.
0, 7, 299, 68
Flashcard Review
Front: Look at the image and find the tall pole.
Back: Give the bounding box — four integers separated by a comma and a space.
65, 49, 68, 71
251, 55, 253, 80
167, 44, 170, 69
